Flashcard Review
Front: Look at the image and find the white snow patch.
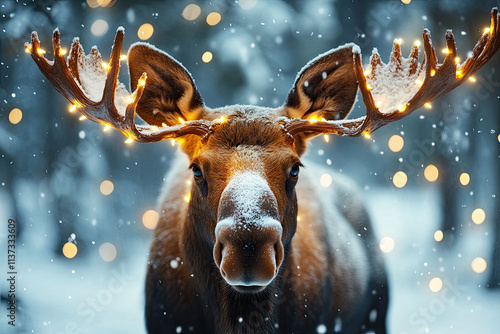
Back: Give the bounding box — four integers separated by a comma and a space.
365, 47, 425, 114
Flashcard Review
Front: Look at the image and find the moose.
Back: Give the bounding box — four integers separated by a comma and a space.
27, 8, 499, 334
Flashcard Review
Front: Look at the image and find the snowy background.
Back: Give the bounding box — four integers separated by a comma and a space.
1, 0, 500, 333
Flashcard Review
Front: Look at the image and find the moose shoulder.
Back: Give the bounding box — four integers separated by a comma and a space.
27, 8, 500, 334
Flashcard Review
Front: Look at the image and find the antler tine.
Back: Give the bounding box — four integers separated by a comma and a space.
28, 28, 211, 143
283, 8, 500, 139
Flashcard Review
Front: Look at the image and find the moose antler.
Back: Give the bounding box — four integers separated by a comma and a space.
25, 27, 211, 143
284, 8, 500, 138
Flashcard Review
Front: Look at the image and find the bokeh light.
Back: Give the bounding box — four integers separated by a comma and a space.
100, 180, 114, 196
62, 242, 78, 259
99, 242, 117, 262
379, 237, 395, 253
239, 0, 258, 10
206, 12, 222, 26
9, 108, 22, 124
388, 135, 404, 152
459, 172, 470, 186
472, 208, 485, 225
393, 171, 407, 188
90, 19, 109, 36
182, 4, 201, 20
471, 257, 487, 273
434, 230, 443, 242
142, 209, 160, 230
138, 23, 154, 40
424, 164, 439, 182
320, 173, 333, 188
429, 277, 442, 292
202, 51, 213, 63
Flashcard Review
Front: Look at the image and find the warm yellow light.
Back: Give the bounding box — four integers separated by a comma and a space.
484, 27, 491, 34
455, 57, 460, 64
202, 51, 213, 63
25, 45, 31, 53
471, 257, 487, 273
69, 104, 77, 112
216, 115, 226, 123
138, 23, 154, 41
124, 138, 134, 144
388, 135, 404, 152
206, 12, 222, 26
363, 132, 371, 139
9, 108, 23, 125
60, 48, 67, 55
171, 139, 175, 146
498, 134, 500, 143
364, 70, 371, 77
424, 102, 432, 109
99, 242, 117, 262
127, 96, 134, 104
182, 4, 201, 20
184, 193, 191, 203
79, 115, 87, 121
442, 48, 450, 54
100, 180, 114, 195
296, 216, 301, 222
456, 70, 463, 79
401, 0, 411, 4
320, 173, 333, 188
472, 208, 486, 225
366, 83, 371, 90
434, 230, 444, 242
375, 101, 382, 108
430, 69, 436, 77
395, 38, 403, 45
120, 54, 127, 61
178, 117, 185, 124
468, 76, 476, 82
424, 164, 439, 182
101, 62, 109, 70
103, 124, 111, 132
414, 40, 421, 47
415, 79, 423, 86
323, 134, 329, 143
139, 78, 146, 87
398, 105, 407, 112
393, 171, 407, 188
162, 123, 167, 128
459, 173, 470, 186
429, 277, 443, 292
379, 237, 395, 253
62, 242, 78, 259
142, 209, 160, 230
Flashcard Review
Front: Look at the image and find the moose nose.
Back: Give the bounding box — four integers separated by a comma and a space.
214, 217, 284, 290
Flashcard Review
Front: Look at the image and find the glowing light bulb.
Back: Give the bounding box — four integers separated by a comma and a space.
414, 40, 421, 47
468, 76, 476, 82
484, 27, 491, 34
171, 139, 175, 146
60, 48, 67, 55
124, 138, 133, 144
363, 132, 371, 139
25, 45, 31, 53
79, 115, 87, 121
120, 55, 127, 60
178, 117, 185, 124
375, 101, 382, 108
101, 62, 109, 70
442, 48, 450, 54
69, 105, 77, 112
415, 79, 423, 86
103, 124, 111, 132
424, 102, 432, 109
323, 134, 329, 142
430, 69, 436, 77
139, 78, 146, 87
37, 49, 46, 55
398, 105, 407, 112
454, 57, 460, 64
184, 193, 191, 203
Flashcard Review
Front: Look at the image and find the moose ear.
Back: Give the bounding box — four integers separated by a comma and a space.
128, 43, 204, 126
284, 44, 358, 121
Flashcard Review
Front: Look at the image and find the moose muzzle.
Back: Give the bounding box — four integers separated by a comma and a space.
214, 172, 284, 292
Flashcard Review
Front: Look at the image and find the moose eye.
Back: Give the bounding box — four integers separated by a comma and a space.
191, 164, 203, 178
290, 164, 301, 178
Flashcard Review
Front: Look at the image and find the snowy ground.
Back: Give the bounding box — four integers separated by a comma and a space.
1, 187, 499, 334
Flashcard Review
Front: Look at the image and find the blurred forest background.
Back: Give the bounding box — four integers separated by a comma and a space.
0, 0, 499, 333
